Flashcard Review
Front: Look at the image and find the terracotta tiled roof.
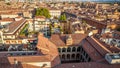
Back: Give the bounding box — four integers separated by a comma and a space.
82, 39, 103, 61
37, 34, 59, 58
34, 16, 46, 19
36, 34, 61, 67
101, 32, 120, 39
0, 55, 50, 64
15, 16, 22, 19
50, 34, 66, 46
0, 18, 14, 22
87, 37, 111, 56
95, 37, 120, 53
4, 19, 26, 34
55, 62, 120, 68
0, 34, 60, 68
82, 18, 106, 29
83, 36, 120, 62
101, 33, 112, 39
50, 34, 87, 47
0, 63, 43, 68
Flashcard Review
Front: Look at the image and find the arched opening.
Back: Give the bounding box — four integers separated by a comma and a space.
88, 57, 91, 62
86, 53, 88, 58
58, 48, 61, 52
62, 48, 66, 52
62, 54, 65, 60
67, 47, 71, 52
77, 47, 81, 52
67, 54, 70, 60
76, 54, 80, 60
71, 54, 75, 59
72, 47, 76, 52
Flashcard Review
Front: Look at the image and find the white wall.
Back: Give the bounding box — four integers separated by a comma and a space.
0, 21, 12, 25
27, 62, 51, 68
50, 10, 61, 18
1, 14, 18, 18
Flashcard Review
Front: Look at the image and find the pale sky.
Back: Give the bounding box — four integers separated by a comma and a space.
75, 0, 118, 1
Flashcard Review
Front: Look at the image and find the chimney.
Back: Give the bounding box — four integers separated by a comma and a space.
66, 35, 73, 45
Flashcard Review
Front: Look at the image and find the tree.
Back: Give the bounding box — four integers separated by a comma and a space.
36, 8, 51, 18
59, 14, 67, 21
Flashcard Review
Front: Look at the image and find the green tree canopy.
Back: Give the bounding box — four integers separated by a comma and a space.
36, 8, 51, 18
59, 14, 67, 21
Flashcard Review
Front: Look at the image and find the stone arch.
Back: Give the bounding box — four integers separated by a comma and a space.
58, 48, 61, 52
62, 54, 65, 60
76, 54, 80, 60
67, 54, 70, 60
71, 54, 75, 59
67, 47, 71, 52
72, 47, 76, 52
62, 48, 66, 52
77, 47, 81, 52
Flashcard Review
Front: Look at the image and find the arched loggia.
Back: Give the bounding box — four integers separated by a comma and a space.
72, 47, 76, 52
62, 54, 65, 60
62, 48, 66, 52
67, 47, 71, 52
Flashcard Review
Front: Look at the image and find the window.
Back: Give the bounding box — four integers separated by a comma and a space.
76, 54, 80, 59
88, 57, 91, 62
77, 47, 81, 52
86, 54, 88, 58
67, 54, 70, 59
67, 47, 71, 52
58, 48, 61, 52
71, 54, 75, 59
72, 47, 76, 52
62, 54, 65, 60
62, 48, 66, 52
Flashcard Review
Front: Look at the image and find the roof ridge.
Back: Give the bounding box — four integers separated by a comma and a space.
91, 36, 111, 53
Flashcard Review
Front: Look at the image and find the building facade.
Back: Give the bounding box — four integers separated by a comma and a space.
50, 34, 91, 63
